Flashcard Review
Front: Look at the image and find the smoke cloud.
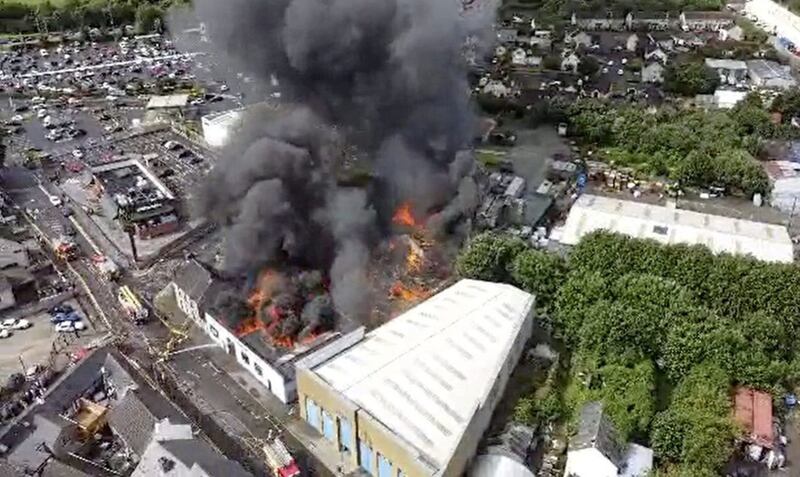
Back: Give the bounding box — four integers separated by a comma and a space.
188, 0, 491, 319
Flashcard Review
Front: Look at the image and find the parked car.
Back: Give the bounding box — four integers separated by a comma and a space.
51, 311, 81, 323
0, 329, 11, 339
48, 195, 62, 207
49, 304, 74, 315
55, 321, 84, 333
1, 319, 31, 330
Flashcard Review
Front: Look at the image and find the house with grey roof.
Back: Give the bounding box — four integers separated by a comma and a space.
107, 387, 188, 457
642, 62, 665, 83
172, 259, 214, 324
132, 419, 251, 477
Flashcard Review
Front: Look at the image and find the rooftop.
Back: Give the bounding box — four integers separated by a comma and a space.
174, 259, 215, 302
312, 279, 535, 472
92, 156, 176, 201
746, 59, 796, 81
734, 387, 774, 448
558, 194, 794, 263
146, 94, 190, 110
569, 401, 622, 465
705, 58, 748, 70
133, 419, 251, 477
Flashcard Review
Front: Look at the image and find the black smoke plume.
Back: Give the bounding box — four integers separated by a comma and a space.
188, 0, 492, 320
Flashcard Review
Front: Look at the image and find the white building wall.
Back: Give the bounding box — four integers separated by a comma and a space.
201, 110, 244, 149
172, 283, 201, 324
203, 312, 294, 403
564, 448, 618, 477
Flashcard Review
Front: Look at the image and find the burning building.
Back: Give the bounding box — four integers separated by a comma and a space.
184, 0, 493, 327
172, 259, 364, 404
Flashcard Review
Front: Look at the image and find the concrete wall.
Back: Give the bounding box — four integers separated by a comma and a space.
203, 312, 293, 403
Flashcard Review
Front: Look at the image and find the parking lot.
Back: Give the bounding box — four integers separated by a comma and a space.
0, 298, 98, 384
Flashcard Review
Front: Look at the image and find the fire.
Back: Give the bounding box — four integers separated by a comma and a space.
392, 202, 418, 228
236, 316, 267, 337
390, 281, 428, 301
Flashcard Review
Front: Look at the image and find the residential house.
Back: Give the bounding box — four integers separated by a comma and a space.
483, 80, 512, 98
747, 59, 798, 89
642, 62, 665, 83
571, 12, 627, 31
562, 52, 580, 73
633, 12, 677, 31
644, 47, 669, 64
512, 48, 527, 66
496, 28, 518, 44
720, 24, 745, 41
172, 259, 213, 325
132, 419, 251, 477
626, 33, 639, 52
681, 11, 735, 31
567, 31, 593, 48
529, 36, 552, 51
526, 55, 543, 67
763, 141, 800, 212
657, 37, 676, 51
564, 402, 654, 477
705, 58, 748, 84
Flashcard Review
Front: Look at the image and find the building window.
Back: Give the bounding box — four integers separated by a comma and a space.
322, 410, 336, 442
358, 439, 374, 475
338, 417, 353, 452
240, 351, 250, 365
378, 454, 392, 477
305, 398, 321, 430
653, 225, 668, 235
253, 363, 263, 377
208, 325, 219, 338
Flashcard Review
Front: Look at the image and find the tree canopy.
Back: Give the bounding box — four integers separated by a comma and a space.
459, 229, 800, 474
566, 98, 796, 195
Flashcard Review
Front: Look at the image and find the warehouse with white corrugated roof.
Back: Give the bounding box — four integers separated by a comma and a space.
557, 194, 794, 263
296, 279, 536, 477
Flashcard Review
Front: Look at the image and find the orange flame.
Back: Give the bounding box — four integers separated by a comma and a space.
390, 281, 428, 301
393, 202, 418, 227
236, 316, 267, 337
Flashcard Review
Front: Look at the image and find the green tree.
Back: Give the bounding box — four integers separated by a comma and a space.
455, 232, 526, 282
509, 249, 567, 307
135, 3, 163, 34
577, 55, 600, 77
664, 61, 719, 96
542, 54, 561, 70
